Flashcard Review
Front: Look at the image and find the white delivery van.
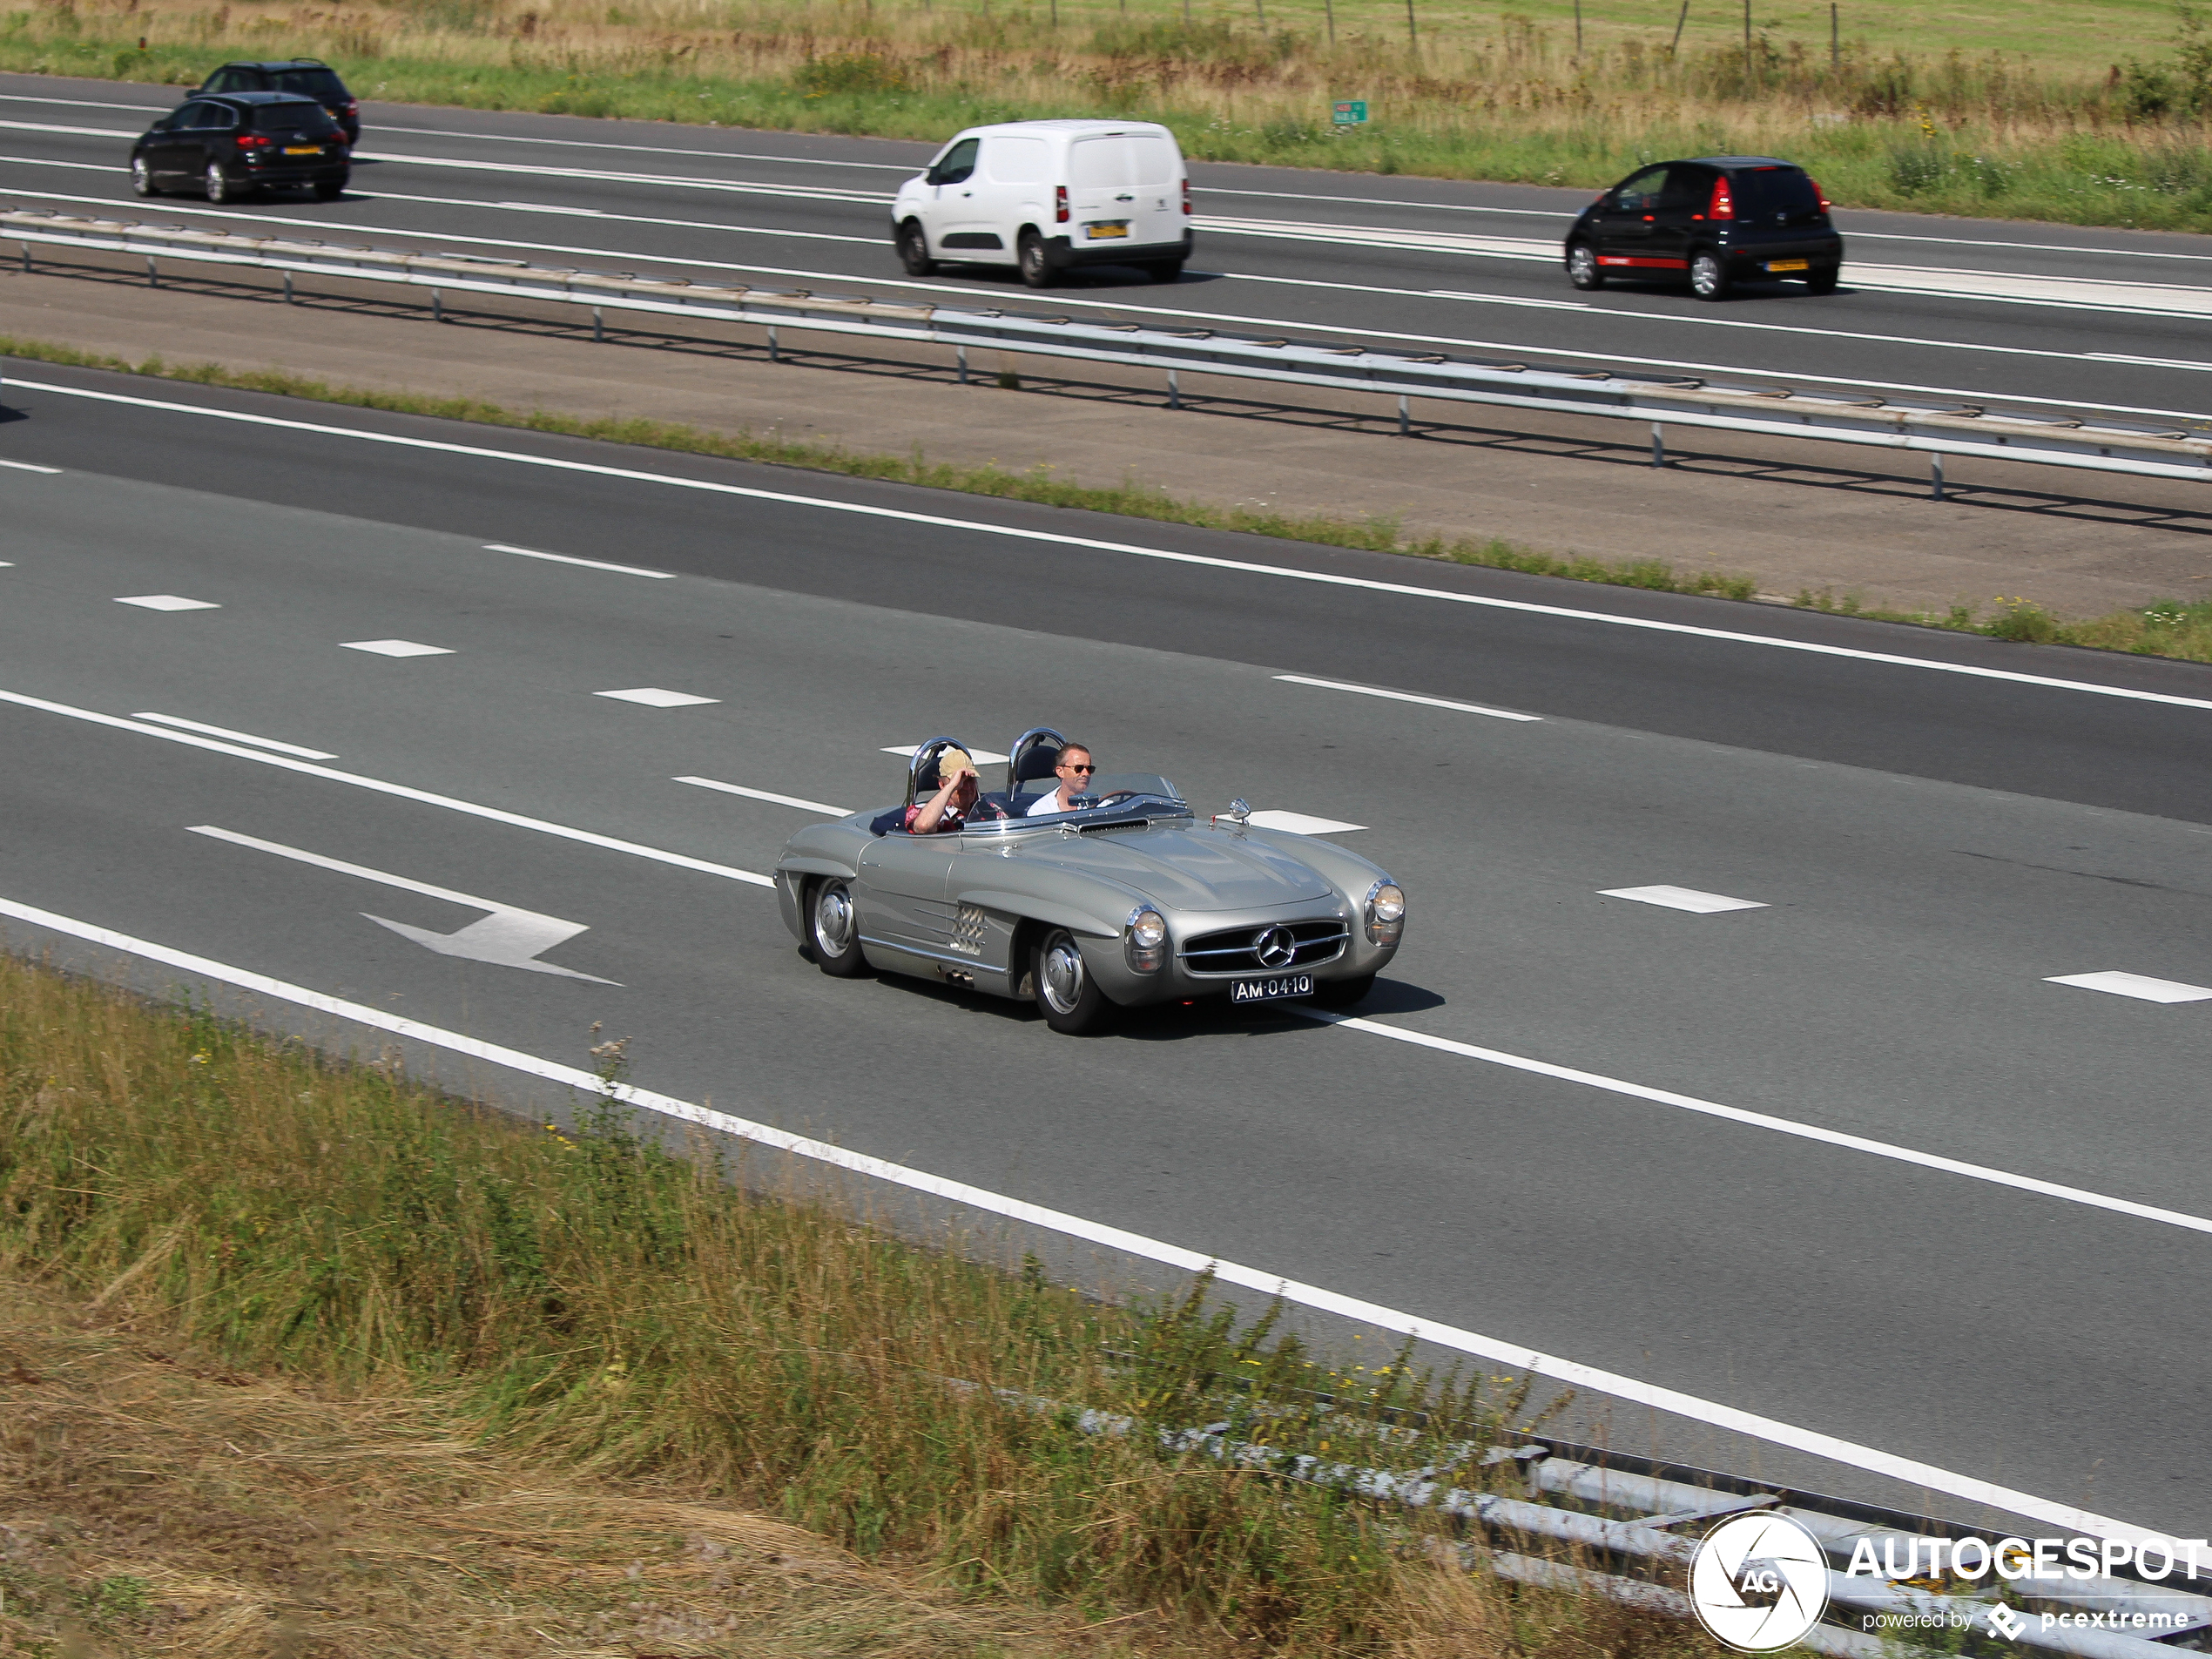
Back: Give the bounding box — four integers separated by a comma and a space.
891, 118, 1192, 288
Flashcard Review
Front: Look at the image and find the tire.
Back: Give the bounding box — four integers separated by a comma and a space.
1565, 240, 1602, 290
130, 156, 158, 198
808, 878, 870, 979
1032, 927, 1113, 1034
895, 219, 936, 277
1310, 973, 1377, 1010
314, 175, 347, 201
1689, 250, 1732, 300
1145, 259, 1184, 284
205, 161, 244, 204
1804, 266, 1839, 294
1017, 229, 1057, 289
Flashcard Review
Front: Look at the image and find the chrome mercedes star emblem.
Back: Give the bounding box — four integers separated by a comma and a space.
1254, 926, 1297, 968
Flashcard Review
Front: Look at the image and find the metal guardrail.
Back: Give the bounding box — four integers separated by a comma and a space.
7, 206, 2211, 490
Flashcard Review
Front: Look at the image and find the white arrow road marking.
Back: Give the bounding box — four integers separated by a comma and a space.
188, 825, 618, 983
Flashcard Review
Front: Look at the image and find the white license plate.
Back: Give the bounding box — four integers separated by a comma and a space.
1765, 259, 1810, 273
1087, 221, 1130, 239
1231, 973, 1313, 1004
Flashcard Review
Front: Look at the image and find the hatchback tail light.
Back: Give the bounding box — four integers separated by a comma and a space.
1182, 178, 1191, 215
236, 132, 272, 149
1807, 174, 1831, 212
1055, 184, 1069, 225
1708, 176, 1735, 220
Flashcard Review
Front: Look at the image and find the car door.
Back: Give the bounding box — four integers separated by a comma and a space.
153, 100, 220, 181
854, 834, 957, 954
915, 136, 988, 253
1642, 164, 1706, 271
1589, 164, 1669, 272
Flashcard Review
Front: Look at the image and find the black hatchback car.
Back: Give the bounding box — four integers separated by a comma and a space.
131, 92, 350, 203
193, 58, 358, 144
1564, 156, 1842, 300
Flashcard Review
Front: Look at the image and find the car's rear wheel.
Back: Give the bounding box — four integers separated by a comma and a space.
205, 161, 245, 204
130, 156, 159, 198
895, 219, 936, 276
1144, 259, 1184, 284
1310, 973, 1377, 1010
809, 879, 870, 978
1689, 250, 1732, 300
314, 175, 347, 201
1017, 229, 1057, 289
1566, 241, 1602, 290
1033, 927, 1112, 1034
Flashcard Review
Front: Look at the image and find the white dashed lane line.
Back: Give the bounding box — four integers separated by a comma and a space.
675, 776, 847, 815
484, 542, 677, 578
1245, 809, 1366, 835
115, 594, 219, 611
1600, 885, 1769, 914
882, 743, 1013, 764
597, 686, 718, 707
2047, 970, 2212, 1004
341, 638, 454, 657
0, 458, 62, 474
1273, 673, 1541, 722
132, 711, 335, 759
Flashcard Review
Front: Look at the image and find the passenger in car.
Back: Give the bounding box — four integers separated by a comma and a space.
1026, 741, 1096, 815
907, 749, 982, 833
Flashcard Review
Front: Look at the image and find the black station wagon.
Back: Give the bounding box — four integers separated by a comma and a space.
131, 91, 350, 204
193, 58, 360, 144
1565, 156, 1843, 300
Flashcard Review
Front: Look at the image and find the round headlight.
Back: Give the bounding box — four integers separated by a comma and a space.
1130, 908, 1168, 948
1370, 883, 1405, 925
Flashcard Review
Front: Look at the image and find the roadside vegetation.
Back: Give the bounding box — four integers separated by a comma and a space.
11, 329, 2212, 663
12, 0, 2212, 230
0, 948, 1746, 1656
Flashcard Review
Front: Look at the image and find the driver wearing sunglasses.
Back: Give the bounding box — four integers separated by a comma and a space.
1026, 742, 1098, 816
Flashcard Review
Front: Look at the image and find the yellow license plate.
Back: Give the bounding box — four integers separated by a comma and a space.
1087, 221, 1130, 239
1766, 259, 1810, 273
284, 145, 322, 155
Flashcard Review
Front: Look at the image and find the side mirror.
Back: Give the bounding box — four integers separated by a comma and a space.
1227, 798, 1251, 824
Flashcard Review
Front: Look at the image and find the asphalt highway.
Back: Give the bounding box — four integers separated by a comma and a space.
7, 70, 2212, 425
3, 362, 2210, 1541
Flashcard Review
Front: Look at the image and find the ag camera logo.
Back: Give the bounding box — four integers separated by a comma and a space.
1689, 1513, 1831, 1651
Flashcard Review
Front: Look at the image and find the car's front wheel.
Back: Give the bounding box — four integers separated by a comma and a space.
1689, 250, 1732, 300
1017, 229, 1057, 289
1033, 927, 1112, 1034
205, 161, 245, 204
1565, 241, 1602, 290
895, 219, 936, 276
130, 156, 158, 198
809, 879, 870, 978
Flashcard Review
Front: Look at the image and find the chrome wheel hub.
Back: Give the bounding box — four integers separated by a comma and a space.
813, 885, 853, 954
1041, 940, 1086, 1013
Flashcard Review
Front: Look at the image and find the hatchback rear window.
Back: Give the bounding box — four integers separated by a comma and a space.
253, 103, 340, 133
1733, 167, 1821, 218
271, 68, 347, 100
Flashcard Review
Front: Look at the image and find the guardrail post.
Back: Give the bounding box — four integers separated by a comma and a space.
1398, 393, 1411, 436
1651, 422, 1665, 468
767, 324, 779, 363
592, 306, 604, 342
431, 288, 442, 323
957, 343, 968, 385
283, 271, 294, 305
17, 242, 28, 273
145, 255, 158, 289
1931, 453, 1946, 501
1168, 367, 1180, 410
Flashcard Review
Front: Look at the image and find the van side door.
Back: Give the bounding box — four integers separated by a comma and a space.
971, 133, 1049, 261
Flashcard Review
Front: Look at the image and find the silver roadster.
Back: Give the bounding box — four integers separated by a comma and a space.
772, 729, 1406, 1034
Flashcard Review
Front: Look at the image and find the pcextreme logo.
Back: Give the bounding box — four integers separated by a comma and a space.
1689, 1513, 1832, 1652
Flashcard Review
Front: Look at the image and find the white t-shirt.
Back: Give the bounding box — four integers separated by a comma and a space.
1026, 787, 1076, 816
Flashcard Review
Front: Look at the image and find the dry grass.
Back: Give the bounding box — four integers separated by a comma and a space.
11, 0, 2212, 225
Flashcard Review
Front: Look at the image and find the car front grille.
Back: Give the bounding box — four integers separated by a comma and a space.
1178, 920, 1349, 976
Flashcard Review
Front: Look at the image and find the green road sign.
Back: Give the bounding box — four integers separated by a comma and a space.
1331, 99, 1368, 125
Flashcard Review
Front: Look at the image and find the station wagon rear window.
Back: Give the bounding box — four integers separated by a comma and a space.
271, 68, 347, 100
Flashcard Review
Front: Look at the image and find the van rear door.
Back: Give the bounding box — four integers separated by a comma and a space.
1127, 131, 1182, 247
1069, 133, 1151, 253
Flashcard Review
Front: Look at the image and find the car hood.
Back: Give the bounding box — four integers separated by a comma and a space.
1003, 825, 1334, 912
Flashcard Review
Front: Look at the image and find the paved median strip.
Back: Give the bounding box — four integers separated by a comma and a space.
0, 886, 2168, 1551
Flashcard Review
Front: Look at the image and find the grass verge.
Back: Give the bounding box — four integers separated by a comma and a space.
17, 0, 2212, 232
0, 951, 1733, 1657
12, 327, 2212, 664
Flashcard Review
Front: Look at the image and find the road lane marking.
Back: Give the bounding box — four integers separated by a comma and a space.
354, 146, 894, 205
20, 376, 2212, 717
4, 179, 2202, 421
2046, 970, 2212, 1003
189, 825, 617, 982
883, 743, 1012, 763
1246, 809, 1366, 834
342, 637, 454, 657
0, 458, 61, 473
675, 776, 847, 815
1298, 1008, 2212, 1239
1274, 673, 1541, 721
0, 685, 775, 887
1600, 885, 1768, 914
0, 887, 2175, 1550
596, 686, 718, 707
132, 712, 334, 759
484, 541, 677, 577
115, 593, 219, 611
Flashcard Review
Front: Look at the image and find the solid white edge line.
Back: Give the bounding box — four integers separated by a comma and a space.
0, 686, 774, 887
673, 775, 847, 815
16, 374, 2212, 717
1274, 673, 1542, 721
131, 711, 336, 759
484, 541, 677, 577
1300, 1009, 2212, 1238
0, 458, 62, 473
0, 887, 2181, 1553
